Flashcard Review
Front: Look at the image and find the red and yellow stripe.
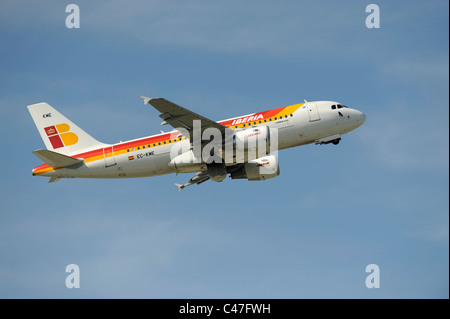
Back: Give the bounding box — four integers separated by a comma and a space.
219, 103, 303, 128
33, 103, 304, 175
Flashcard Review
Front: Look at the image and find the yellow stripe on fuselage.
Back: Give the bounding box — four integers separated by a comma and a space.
34, 104, 305, 175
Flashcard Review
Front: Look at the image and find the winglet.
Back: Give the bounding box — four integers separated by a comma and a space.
175, 183, 185, 192
140, 96, 152, 105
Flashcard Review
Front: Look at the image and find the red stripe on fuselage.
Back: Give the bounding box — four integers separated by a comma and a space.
33, 106, 290, 173
218, 106, 286, 127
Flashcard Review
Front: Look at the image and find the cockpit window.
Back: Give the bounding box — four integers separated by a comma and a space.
337, 104, 348, 108
331, 105, 336, 110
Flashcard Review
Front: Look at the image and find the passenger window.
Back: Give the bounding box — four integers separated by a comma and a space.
153, 143, 156, 146
269, 118, 272, 121
259, 120, 262, 123
164, 141, 166, 144
168, 140, 171, 143
290, 114, 293, 117
158, 142, 161, 145
127, 149, 129, 152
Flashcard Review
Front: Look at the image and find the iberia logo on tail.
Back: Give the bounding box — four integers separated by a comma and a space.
44, 123, 78, 149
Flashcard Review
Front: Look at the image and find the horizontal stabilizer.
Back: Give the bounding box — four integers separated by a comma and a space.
32, 149, 83, 168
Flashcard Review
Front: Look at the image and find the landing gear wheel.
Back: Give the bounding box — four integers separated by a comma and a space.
332, 139, 340, 145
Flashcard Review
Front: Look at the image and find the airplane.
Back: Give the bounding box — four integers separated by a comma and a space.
28, 97, 365, 190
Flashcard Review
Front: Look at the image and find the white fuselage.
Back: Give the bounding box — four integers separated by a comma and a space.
33, 101, 365, 179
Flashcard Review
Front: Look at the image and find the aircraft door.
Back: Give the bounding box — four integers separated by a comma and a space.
307, 102, 321, 122
103, 146, 116, 167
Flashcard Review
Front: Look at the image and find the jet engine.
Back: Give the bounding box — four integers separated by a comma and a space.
230, 154, 280, 181
226, 126, 276, 163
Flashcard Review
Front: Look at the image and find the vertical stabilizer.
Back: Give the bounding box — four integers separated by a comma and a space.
27, 102, 105, 155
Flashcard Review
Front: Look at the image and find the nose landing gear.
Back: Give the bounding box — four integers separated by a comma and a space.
332, 138, 341, 145
315, 134, 342, 145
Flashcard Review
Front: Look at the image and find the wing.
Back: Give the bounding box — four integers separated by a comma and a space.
140, 96, 240, 192
140, 97, 233, 141
175, 170, 210, 191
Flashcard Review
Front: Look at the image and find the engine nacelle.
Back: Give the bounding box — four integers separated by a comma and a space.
168, 149, 204, 173
168, 126, 277, 172
228, 126, 274, 163
230, 154, 280, 181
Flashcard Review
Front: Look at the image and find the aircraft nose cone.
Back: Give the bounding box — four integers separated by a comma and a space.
351, 109, 365, 129
360, 111, 366, 124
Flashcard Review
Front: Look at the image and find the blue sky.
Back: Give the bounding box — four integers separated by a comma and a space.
0, 0, 448, 298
